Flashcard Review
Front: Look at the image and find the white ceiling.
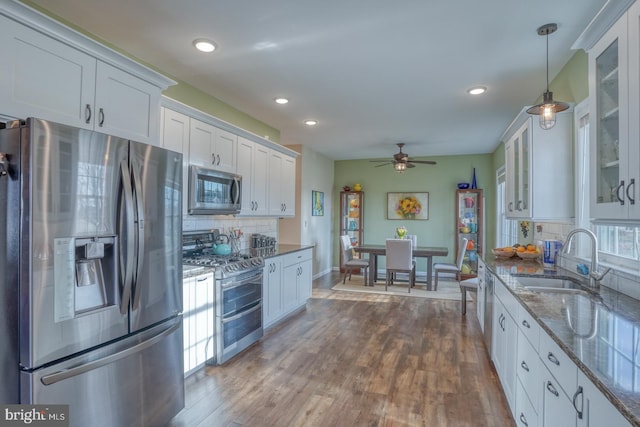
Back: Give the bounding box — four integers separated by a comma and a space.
27, 0, 607, 161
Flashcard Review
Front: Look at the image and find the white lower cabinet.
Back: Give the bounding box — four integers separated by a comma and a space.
263, 249, 312, 329
263, 257, 283, 328
516, 379, 539, 427
182, 272, 215, 376
493, 283, 518, 414
577, 370, 631, 427
541, 368, 576, 427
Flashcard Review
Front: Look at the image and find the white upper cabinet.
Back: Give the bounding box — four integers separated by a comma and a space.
0, 3, 173, 143
503, 111, 573, 221
587, 1, 640, 221
268, 150, 296, 217
236, 136, 269, 216
160, 107, 190, 216
188, 119, 237, 173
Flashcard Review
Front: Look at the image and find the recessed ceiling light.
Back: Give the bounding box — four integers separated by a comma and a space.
304, 120, 318, 126
193, 39, 216, 53
274, 97, 289, 104
468, 86, 486, 95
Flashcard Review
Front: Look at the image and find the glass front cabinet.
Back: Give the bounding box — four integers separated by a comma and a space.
588, 4, 639, 220
456, 189, 483, 279
340, 191, 365, 271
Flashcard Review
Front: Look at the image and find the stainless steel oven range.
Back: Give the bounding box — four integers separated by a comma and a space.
182, 230, 264, 365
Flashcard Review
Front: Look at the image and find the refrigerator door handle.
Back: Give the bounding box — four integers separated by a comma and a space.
40, 320, 180, 386
130, 164, 145, 311
118, 160, 136, 315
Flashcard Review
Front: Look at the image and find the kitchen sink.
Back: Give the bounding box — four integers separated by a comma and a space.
522, 286, 592, 298
513, 276, 583, 290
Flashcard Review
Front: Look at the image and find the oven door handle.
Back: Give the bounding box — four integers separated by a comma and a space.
221, 274, 263, 291
222, 302, 261, 323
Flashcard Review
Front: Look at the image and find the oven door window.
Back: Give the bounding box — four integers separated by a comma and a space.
222, 304, 262, 348
221, 278, 262, 317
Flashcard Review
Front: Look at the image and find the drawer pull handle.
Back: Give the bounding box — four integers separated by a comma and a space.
520, 361, 529, 372
522, 319, 530, 328
98, 108, 105, 126
547, 352, 560, 366
546, 381, 559, 397
519, 413, 528, 426
572, 386, 584, 420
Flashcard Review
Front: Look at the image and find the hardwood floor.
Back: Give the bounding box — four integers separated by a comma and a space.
167, 272, 514, 427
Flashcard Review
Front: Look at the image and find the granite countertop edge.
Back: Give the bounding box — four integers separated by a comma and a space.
485, 255, 640, 427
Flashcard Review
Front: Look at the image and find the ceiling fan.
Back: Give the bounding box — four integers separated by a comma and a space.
370, 143, 436, 171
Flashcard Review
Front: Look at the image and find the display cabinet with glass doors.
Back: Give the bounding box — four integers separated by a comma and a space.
455, 189, 483, 279
339, 191, 364, 272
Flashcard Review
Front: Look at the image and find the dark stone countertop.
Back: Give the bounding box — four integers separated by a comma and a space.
485, 255, 640, 426
181, 245, 314, 279
248, 244, 314, 259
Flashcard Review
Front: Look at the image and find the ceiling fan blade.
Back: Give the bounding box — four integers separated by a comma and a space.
375, 163, 393, 167
406, 162, 416, 168
409, 160, 437, 165
370, 160, 392, 162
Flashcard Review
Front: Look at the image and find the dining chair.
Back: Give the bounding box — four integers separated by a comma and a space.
459, 277, 478, 315
340, 235, 369, 285
385, 238, 416, 293
433, 237, 468, 290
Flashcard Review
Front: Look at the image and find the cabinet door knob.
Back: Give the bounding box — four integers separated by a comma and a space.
519, 413, 528, 427
546, 381, 559, 397
85, 104, 92, 124
572, 386, 584, 420
522, 319, 530, 329
547, 352, 560, 366
616, 180, 625, 205
520, 361, 529, 372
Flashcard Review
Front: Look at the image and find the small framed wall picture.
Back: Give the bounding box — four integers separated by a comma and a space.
312, 190, 324, 216
387, 192, 429, 220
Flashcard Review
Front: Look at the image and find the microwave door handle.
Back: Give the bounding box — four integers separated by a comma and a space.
130, 163, 145, 311
118, 160, 135, 315
232, 177, 241, 205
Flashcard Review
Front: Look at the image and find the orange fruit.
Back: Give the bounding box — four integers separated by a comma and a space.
527, 244, 536, 251
516, 246, 526, 252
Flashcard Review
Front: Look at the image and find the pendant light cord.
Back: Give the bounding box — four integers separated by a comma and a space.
546, 32, 550, 92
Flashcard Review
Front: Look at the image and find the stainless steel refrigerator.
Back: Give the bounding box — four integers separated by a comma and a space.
0, 118, 184, 427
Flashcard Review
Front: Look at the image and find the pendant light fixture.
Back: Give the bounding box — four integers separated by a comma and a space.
526, 23, 569, 130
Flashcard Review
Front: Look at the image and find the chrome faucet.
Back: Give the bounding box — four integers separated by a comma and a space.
561, 228, 611, 289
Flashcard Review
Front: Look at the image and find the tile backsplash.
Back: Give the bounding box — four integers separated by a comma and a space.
533, 221, 640, 300
183, 216, 278, 252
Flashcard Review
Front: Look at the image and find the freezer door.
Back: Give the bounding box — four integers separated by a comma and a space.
22, 119, 130, 369
128, 141, 182, 332
21, 318, 184, 427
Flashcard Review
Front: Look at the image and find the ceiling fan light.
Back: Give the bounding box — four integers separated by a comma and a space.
394, 162, 407, 172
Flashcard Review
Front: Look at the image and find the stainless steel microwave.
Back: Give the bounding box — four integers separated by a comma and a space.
188, 166, 242, 215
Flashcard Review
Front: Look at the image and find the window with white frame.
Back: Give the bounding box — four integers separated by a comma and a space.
496, 166, 518, 247
575, 99, 640, 270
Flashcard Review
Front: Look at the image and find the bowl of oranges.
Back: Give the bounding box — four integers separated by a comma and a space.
491, 247, 516, 258
516, 244, 541, 260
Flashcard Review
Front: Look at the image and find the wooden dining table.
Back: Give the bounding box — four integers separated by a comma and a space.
354, 244, 449, 290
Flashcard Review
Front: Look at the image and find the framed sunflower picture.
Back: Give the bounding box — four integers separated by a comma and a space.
387, 192, 429, 220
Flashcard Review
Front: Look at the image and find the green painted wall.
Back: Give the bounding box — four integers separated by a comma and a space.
334, 154, 494, 269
